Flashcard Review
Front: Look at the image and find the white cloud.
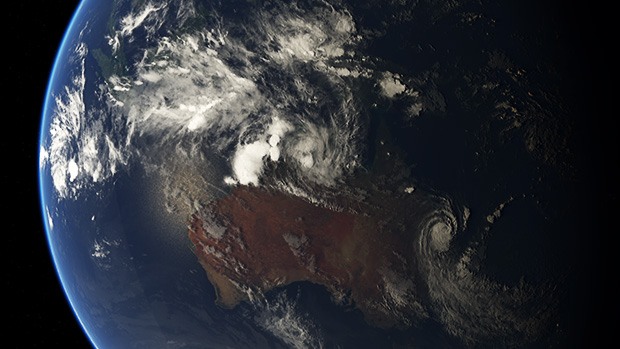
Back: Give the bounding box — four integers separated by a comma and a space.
91, 240, 109, 259
118, 33, 263, 143
416, 197, 549, 344
429, 221, 452, 252
39, 146, 49, 170
119, 3, 165, 37
225, 117, 293, 185
91, 239, 121, 271
102, 2, 364, 195
381, 268, 416, 309
331, 66, 366, 78
140, 71, 163, 83
67, 159, 79, 181
43, 39, 129, 200
47, 43, 87, 198
267, 117, 293, 162
282, 233, 309, 258
45, 206, 54, 230
268, 117, 293, 139
46, 1, 369, 206
379, 72, 426, 118
462, 206, 470, 230
232, 141, 271, 185
269, 136, 282, 161
107, 1, 178, 54
254, 292, 323, 349
407, 102, 424, 117
486, 198, 513, 224
223, 176, 237, 185
285, 119, 358, 186
265, 6, 355, 64
379, 72, 407, 98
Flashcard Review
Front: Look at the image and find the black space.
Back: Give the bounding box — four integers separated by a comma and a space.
551, 1, 615, 347
5, 1, 93, 348
3, 1, 613, 348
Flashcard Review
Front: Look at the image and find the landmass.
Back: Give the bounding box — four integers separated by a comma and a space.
188, 185, 428, 328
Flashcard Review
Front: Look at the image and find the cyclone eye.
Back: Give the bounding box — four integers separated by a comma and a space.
430, 221, 452, 252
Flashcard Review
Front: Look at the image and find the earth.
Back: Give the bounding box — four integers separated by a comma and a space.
38, 0, 593, 348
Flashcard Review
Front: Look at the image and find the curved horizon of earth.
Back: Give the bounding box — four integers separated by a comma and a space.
39, 0, 590, 347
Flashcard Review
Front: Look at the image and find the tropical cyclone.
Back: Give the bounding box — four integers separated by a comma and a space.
188, 185, 428, 328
